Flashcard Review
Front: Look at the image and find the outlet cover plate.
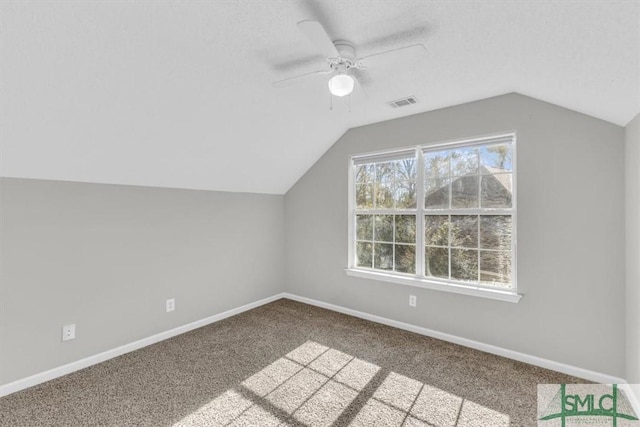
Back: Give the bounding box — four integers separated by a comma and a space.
62, 324, 76, 341
409, 295, 417, 307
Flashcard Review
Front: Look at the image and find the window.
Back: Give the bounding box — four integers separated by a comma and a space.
348, 133, 520, 303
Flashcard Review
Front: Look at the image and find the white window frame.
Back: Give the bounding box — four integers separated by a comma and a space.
346, 132, 521, 303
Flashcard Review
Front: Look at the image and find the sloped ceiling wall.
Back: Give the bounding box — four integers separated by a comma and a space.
1, 1, 638, 194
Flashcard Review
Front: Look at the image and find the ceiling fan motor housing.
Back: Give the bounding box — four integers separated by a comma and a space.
334, 40, 356, 61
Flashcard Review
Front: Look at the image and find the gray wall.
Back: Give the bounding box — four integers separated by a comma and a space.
626, 113, 640, 385
0, 178, 284, 385
284, 93, 626, 377
1, 94, 630, 387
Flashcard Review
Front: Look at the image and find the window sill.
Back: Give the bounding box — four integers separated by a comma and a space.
345, 268, 522, 303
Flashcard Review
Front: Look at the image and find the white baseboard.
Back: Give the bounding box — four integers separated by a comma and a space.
0, 293, 286, 397
282, 293, 626, 385
1, 291, 629, 398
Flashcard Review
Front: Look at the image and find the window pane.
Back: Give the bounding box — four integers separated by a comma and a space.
374, 215, 393, 242
395, 181, 416, 209
374, 243, 393, 270
480, 144, 512, 172
451, 249, 478, 282
450, 215, 478, 248
481, 173, 512, 208
425, 215, 449, 247
395, 215, 416, 243
451, 146, 478, 177
356, 164, 374, 184
376, 162, 395, 184
395, 244, 415, 274
425, 180, 450, 209
356, 242, 373, 268
425, 150, 450, 209
424, 150, 449, 179
451, 175, 479, 208
395, 158, 416, 181
356, 215, 373, 240
375, 181, 394, 209
425, 246, 448, 278
356, 184, 373, 209
480, 216, 511, 251
480, 250, 511, 286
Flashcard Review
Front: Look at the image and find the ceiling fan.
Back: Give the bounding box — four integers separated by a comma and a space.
272, 20, 427, 98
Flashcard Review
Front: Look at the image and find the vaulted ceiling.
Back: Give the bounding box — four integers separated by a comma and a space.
1, 1, 638, 194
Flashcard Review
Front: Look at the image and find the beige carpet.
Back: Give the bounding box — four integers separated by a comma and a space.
0, 298, 587, 426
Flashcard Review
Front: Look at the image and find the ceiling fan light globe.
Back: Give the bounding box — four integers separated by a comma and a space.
328, 74, 354, 97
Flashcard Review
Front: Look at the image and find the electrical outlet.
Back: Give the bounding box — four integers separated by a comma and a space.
409, 295, 417, 307
62, 324, 76, 341
166, 298, 175, 312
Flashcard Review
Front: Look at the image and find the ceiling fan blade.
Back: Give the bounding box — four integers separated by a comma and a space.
297, 20, 339, 59
350, 68, 373, 89
272, 69, 331, 88
357, 44, 426, 69
352, 75, 370, 101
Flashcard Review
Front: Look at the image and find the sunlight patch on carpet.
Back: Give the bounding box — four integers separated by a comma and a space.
173, 340, 510, 427
175, 390, 252, 426
241, 357, 303, 397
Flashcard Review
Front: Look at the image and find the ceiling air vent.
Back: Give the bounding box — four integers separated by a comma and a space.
387, 96, 418, 108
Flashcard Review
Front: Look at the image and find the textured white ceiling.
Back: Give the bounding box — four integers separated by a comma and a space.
1, 0, 638, 194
